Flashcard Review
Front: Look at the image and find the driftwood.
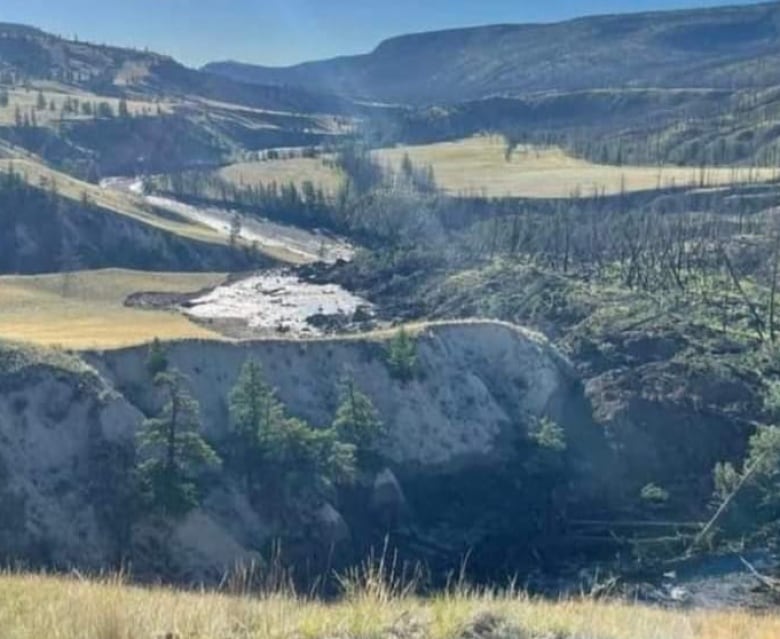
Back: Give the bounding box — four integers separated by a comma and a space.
688, 457, 763, 554
740, 556, 780, 593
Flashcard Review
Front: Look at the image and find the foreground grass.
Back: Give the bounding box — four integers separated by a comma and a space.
0, 269, 225, 349
374, 136, 780, 198
0, 572, 778, 639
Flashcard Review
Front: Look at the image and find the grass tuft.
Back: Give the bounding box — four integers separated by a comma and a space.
0, 570, 779, 639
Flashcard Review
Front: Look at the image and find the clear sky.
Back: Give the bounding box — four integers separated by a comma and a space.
0, 0, 771, 68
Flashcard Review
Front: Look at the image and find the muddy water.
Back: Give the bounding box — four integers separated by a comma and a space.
183, 270, 373, 338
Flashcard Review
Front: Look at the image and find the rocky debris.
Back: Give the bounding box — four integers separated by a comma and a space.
182, 270, 375, 339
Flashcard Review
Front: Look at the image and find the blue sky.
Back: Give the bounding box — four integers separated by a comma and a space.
0, 0, 769, 67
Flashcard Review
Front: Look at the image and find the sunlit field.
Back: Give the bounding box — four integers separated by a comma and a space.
374, 136, 780, 198
1, 571, 779, 639
0, 269, 225, 349
0, 83, 170, 126
218, 157, 345, 196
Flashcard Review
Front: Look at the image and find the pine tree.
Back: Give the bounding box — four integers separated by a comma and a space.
332, 376, 383, 455
229, 361, 357, 498
229, 213, 242, 249
138, 371, 220, 516
228, 360, 286, 486
386, 328, 418, 381
146, 338, 169, 378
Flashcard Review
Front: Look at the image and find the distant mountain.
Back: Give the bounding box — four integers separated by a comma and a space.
204, 2, 780, 104
0, 23, 355, 114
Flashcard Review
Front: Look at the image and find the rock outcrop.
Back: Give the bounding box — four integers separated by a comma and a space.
0, 321, 607, 581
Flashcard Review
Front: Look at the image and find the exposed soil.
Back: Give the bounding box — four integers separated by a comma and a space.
100, 177, 355, 264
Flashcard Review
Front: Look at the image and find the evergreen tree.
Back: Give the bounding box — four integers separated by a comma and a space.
138, 371, 220, 516
146, 338, 169, 378
97, 101, 114, 118
228, 361, 357, 499
332, 376, 383, 456
36, 90, 46, 111
229, 213, 242, 249
0, 88, 9, 108
228, 360, 286, 486
386, 328, 418, 381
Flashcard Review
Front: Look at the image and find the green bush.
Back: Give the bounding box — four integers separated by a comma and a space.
640, 483, 670, 506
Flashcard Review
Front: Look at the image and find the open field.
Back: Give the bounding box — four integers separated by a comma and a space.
374, 136, 780, 198
0, 158, 227, 245
1, 572, 779, 639
0, 83, 171, 126
0, 269, 225, 349
218, 157, 345, 196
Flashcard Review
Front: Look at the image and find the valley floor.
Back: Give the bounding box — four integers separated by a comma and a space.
1, 573, 778, 639
0, 269, 226, 348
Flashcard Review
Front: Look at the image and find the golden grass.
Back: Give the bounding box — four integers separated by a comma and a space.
374, 136, 780, 198
0, 84, 170, 126
0, 572, 778, 639
218, 157, 345, 196
0, 158, 227, 245
0, 269, 226, 349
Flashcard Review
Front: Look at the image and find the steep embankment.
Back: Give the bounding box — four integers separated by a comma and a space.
0, 322, 608, 581
0, 163, 274, 274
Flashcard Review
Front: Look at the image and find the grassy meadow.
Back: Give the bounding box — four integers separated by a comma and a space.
373, 136, 780, 198
0, 269, 225, 349
1, 571, 778, 639
0, 83, 170, 126
218, 157, 344, 196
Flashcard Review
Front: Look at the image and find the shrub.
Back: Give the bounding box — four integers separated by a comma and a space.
640, 483, 670, 506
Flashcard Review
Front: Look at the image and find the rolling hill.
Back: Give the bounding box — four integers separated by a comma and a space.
205, 2, 780, 104
0, 22, 355, 114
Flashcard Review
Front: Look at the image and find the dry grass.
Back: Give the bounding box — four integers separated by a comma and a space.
0, 269, 226, 349
374, 135, 780, 198
0, 83, 170, 126
0, 158, 227, 245
0, 571, 778, 639
218, 157, 345, 196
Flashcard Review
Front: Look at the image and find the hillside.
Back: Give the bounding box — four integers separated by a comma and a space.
6, 0, 780, 620
0, 22, 359, 178
205, 2, 780, 104
0, 22, 354, 114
